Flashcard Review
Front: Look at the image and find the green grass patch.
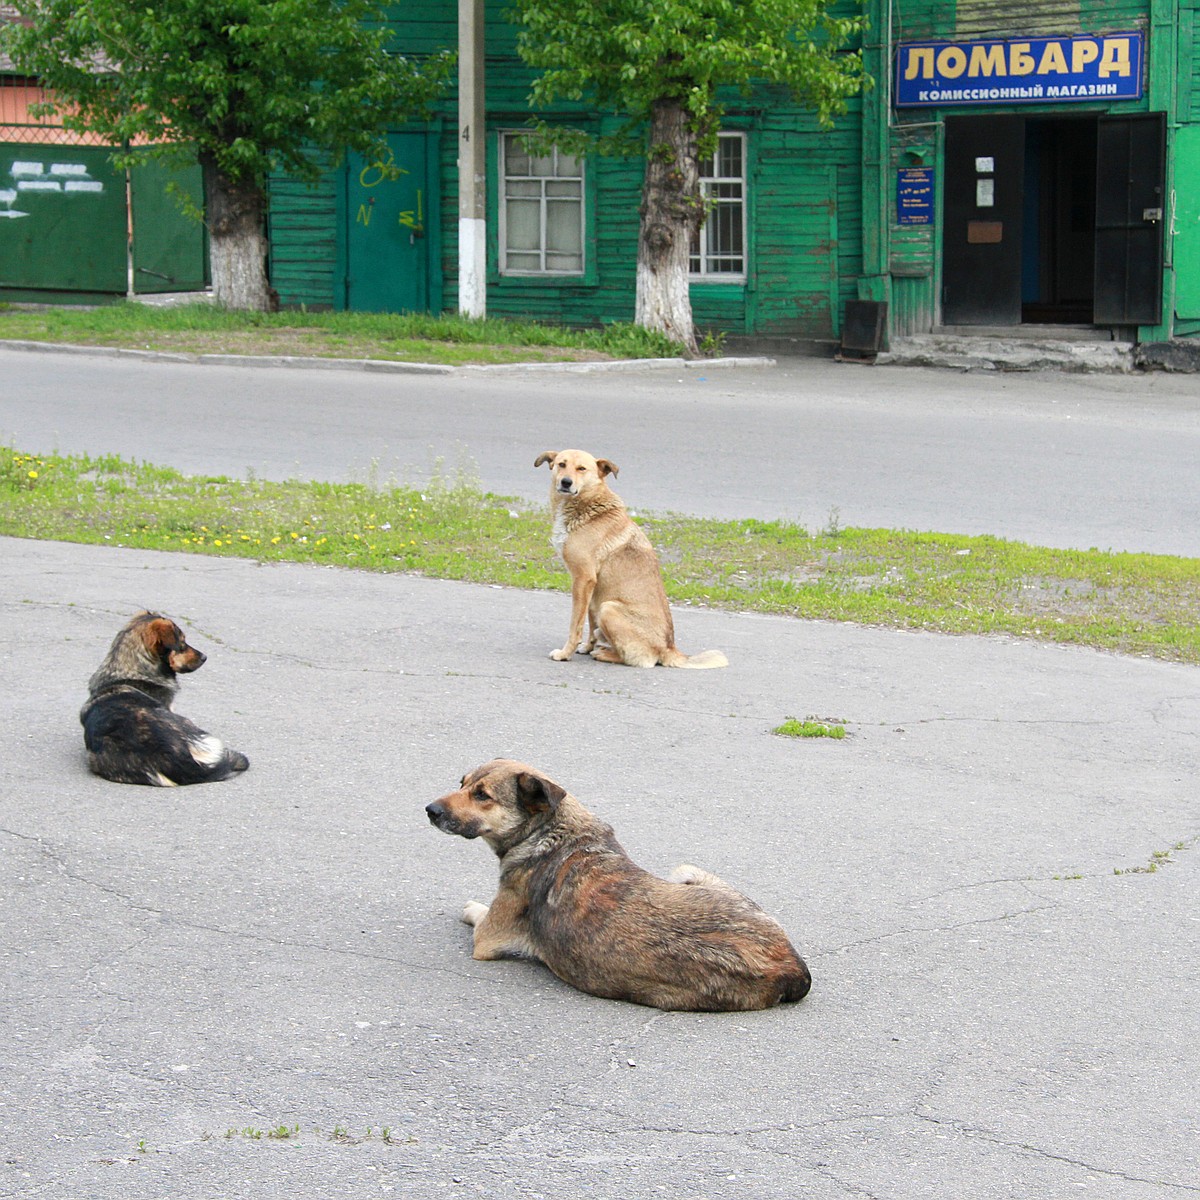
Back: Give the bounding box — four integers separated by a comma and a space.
0, 301, 682, 365
773, 717, 848, 740
3, 447, 1200, 664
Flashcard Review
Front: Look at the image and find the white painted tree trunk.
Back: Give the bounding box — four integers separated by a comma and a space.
634, 98, 702, 358
201, 151, 275, 312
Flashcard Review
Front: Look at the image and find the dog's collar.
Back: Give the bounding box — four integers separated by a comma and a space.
89, 679, 174, 703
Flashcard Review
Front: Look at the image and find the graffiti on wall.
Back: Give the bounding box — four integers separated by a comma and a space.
354, 148, 423, 236
1, 159, 106, 219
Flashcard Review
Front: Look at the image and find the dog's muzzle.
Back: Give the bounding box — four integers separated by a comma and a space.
425, 802, 479, 838
171, 649, 206, 674
556, 479, 576, 494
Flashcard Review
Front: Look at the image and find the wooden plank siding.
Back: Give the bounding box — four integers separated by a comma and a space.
268, 170, 339, 311
266, 0, 1198, 342
1169, 0, 1200, 325
267, 0, 869, 339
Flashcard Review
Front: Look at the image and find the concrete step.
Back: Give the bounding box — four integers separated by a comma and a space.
880, 334, 1135, 373
936, 323, 1117, 343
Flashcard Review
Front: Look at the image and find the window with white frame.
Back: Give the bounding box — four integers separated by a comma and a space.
500, 133, 585, 275
690, 131, 746, 280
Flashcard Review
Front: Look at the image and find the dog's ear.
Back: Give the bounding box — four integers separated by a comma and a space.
534, 452, 558, 469
596, 458, 618, 479
141, 617, 179, 656
514, 771, 566, 815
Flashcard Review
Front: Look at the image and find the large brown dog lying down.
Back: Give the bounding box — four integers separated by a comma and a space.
535, 449, 727, 668
426, 759, 811, 1011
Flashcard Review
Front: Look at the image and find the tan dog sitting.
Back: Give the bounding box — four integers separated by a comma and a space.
534, 449, 727, 668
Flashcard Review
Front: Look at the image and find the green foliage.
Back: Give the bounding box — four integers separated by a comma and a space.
513, 0, 869, 151
0, 0, 453, 186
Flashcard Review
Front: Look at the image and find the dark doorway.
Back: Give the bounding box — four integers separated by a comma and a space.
941, 111, 1166, 329
1021, 118, 1096, 324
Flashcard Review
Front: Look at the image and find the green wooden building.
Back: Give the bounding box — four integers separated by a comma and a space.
268, 0, 1200, 348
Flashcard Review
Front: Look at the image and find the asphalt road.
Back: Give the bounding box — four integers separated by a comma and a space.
3, 536, 1198, 1199
2, 345, 1199, 555
2, 348, 1198, 1198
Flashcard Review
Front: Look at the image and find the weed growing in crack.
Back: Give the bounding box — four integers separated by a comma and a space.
215, 1123, 412, 1146
773, 716, 848, 740
1114, 841, 1190, 875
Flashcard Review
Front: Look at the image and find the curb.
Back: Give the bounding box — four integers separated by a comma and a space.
0, 338, 775, 376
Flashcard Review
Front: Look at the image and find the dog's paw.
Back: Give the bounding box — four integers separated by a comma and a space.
461, 901, 489, 926
668, 863, 706, 885
549, 648, 573, 661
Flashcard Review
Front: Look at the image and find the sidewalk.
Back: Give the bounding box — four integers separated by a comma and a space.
2, 534, 1197, 1198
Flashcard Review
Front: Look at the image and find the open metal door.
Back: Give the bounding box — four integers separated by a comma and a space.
942, 115, 1025, 325
1093, 113, 1166, 325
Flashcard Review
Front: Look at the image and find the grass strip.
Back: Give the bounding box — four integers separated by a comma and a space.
0, 302, 683, 366
3, 448, 1199, 664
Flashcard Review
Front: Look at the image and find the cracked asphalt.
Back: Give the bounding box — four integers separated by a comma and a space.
2, 350, 1198, 1198
4, 539, 1198, 1198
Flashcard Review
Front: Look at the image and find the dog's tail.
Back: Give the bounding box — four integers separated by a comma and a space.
181, 733, 249, 782
781, 961, 813, 1003
662, 648, 729, 670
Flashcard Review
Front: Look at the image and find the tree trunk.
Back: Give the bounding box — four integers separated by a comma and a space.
201, 151, 275, 312
635, 97, 703, 357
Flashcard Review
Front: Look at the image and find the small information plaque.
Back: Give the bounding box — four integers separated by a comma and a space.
897, 167, 934, 226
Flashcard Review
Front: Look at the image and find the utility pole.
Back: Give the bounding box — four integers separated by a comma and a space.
458, 0, 486, 317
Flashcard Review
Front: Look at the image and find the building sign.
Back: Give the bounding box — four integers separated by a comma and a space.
896, 167, 934, 225
895, 32, 1144, 107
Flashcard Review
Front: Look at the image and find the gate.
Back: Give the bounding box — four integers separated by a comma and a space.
0, 144, 125, 290
0, 142, 206, 296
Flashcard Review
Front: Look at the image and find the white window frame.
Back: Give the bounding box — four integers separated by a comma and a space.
499, 132, 586, 276
690, 131, 747, 282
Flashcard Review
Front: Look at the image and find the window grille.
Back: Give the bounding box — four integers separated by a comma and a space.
690, 132, 746, 280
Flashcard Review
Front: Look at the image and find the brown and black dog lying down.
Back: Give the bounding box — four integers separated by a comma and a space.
535, 449, 727, 668
80, 611, 249, 786
427, 759, 810, 1011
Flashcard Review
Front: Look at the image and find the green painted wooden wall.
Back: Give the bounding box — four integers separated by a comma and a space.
1170, 0, 1200, 327
268, 0, 1199, 342
269, 0, 869, 340
268, 155, 338, 311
